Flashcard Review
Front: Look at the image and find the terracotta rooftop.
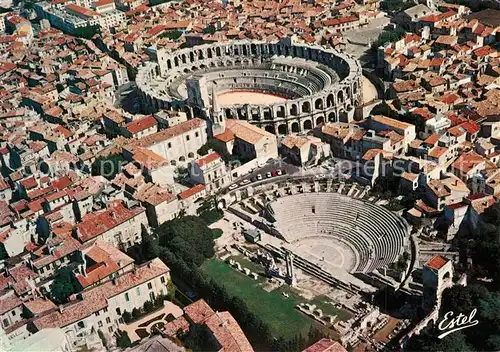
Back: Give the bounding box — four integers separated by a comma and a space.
178, 184, 205, 200
195, 152, 221, 168
426, 255, 450, 270
205, 311, 254, 352
127, 118, 205, 151
125, 115, 157, 135
76, 201, 145, 242
33, 258, 169, 331
184, 298, 215, 324
302, 338, 347, 352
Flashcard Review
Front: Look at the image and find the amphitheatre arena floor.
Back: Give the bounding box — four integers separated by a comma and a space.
217, 90, 288, 106
294, 237, 356, 272
362, 76, 378, 103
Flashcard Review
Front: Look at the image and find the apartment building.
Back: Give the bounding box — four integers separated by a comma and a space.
30, 258, 170, 347
123, 118, 208, 166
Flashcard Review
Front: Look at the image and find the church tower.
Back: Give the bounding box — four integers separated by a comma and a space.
210, 84, 226, 136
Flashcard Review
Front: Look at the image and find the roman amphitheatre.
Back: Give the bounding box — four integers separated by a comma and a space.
221, 179, 412, 294
136, 37, 371, 134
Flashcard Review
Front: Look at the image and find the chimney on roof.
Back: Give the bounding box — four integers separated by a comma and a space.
58, 305, 64, 313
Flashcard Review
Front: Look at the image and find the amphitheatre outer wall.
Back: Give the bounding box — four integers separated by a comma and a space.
136, 38, 363, 135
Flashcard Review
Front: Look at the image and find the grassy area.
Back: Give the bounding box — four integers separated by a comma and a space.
202, 259, 310, 338
199, 209, 223, 224
202, 259, 352, 339
211, 228, 223, 239
228, 255, 267, 275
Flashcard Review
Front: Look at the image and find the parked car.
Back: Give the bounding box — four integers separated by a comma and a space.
240, 179, 251, 186
228, 184, 238, 190
276, 169, 284, 176
266, 172, 272, 178
256, 174, 263, 181
341, 171, 352, 179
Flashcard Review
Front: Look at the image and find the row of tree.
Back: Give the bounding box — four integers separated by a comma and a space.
139, 216, 326, 351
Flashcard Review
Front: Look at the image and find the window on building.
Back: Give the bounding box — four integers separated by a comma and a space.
95, 311, 100, 316
106, 317, 111, 324
116, 308, 121, 315
125, 293, 130, 301
11, 311, 16, 316
77, 321, 85, 329
103, 307, 108, 313
108, 326, 113, 333
195, 132, 199, 138
136, 287, 141, 296
39, 267, 44, 274
147, 282, 153, 290
98, 321, 103, 327
161, 276, 165, 284
3, 319, 9, 328
168, 142, 172, 148
186, 135, 190, 141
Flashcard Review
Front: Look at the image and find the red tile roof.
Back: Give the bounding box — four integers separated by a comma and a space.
302, 338, 347, 352
20, 177, 38, 190
125, 115, 157, 135
127, 118, 205, 152
215, 129, 235, 142
205, 311, 254, 352
0, 294, 22, 315
95, 0, 114, 6
32, 258, 169, 330
76, 202, 145, 242
195, 152, 221, 168
426, 255, 449, 270
65, 4, 100, 17
184, 299, 215, 324
178, 184, 205, 200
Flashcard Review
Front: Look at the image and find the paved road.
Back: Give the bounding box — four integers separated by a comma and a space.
343, 15, 391, 61
224, 157, 361, 192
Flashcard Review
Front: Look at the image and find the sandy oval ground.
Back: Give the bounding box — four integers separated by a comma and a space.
217, 90, 288, 106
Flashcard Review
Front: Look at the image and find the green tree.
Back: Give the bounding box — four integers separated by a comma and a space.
406, 327, 472, 351
0, 244, 8, 260
155, 216, 215, 266
371, 28, 406, 50
381, 0, 414, 14
141, 224, 159, 261
73, 24, 99, 39
183, 324, 219, 351
197, 139, 233, 162
122, 310, 132, 323
115, 330, 132, 348
144, 300, 155, 313
159, 30, 183, 41
98, 329, 108, 347
132, 307, 142, 320
440, 284, 489, 314
166, 278, 176, 301
202, 24, 217, 35
91, 153, 126, 180
50, 266, 78, 304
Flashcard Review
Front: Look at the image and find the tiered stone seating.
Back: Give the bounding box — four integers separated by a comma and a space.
267, 193, 409, 273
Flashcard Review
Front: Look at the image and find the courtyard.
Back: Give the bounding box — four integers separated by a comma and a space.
118, 302, 184, 342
